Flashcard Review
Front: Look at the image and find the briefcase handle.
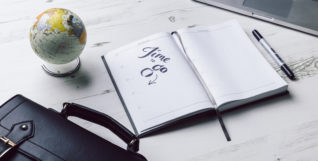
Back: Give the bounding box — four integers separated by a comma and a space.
60, 103, 139, 152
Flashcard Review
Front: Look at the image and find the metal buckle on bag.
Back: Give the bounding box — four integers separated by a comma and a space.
129, 138, 137, 147
0, 136, 16, 158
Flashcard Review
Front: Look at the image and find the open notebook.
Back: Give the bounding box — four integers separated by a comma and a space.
102, 20, 287, 138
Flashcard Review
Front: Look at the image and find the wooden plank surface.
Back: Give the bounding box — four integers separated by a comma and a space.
1, 0, 318, 160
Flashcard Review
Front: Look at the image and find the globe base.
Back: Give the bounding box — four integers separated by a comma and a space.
42, 57, 81, 77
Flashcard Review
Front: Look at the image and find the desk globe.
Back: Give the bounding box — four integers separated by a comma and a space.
30, 8, 86, 77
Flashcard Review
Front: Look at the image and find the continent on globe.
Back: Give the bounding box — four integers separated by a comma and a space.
30, 8, 86, 65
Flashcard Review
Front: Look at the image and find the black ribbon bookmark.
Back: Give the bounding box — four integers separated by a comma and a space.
215, 109, 231, 141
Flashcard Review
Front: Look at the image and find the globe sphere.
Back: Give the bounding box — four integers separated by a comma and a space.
30, 8, 86, 64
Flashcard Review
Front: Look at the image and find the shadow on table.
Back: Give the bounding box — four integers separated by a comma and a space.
140, 91, 292, 138
63, 68, 92, 89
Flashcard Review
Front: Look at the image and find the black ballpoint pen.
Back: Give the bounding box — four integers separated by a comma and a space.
252, 29, 296, 80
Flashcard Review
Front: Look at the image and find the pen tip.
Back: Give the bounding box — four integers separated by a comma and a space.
290, 76, 296, 80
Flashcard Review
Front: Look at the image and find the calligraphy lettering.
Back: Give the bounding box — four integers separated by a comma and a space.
139, 47, 170, 85
139, 47, 170, 63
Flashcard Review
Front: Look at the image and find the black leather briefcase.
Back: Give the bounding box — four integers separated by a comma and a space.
0, 95, 147, 161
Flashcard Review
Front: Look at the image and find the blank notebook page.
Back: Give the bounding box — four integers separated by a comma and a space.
177, 20, 287, 106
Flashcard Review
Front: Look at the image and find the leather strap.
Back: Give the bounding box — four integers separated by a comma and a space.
0, 121, 34, 158
60, 103, 139, 152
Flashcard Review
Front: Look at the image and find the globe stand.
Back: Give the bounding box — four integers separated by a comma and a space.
42, 57, 81, 77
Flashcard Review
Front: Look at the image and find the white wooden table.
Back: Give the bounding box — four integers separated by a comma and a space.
1, 0, 318, 160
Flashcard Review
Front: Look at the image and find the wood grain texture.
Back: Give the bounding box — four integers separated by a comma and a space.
188, 120, 318, 161
1, 0, 318, 160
